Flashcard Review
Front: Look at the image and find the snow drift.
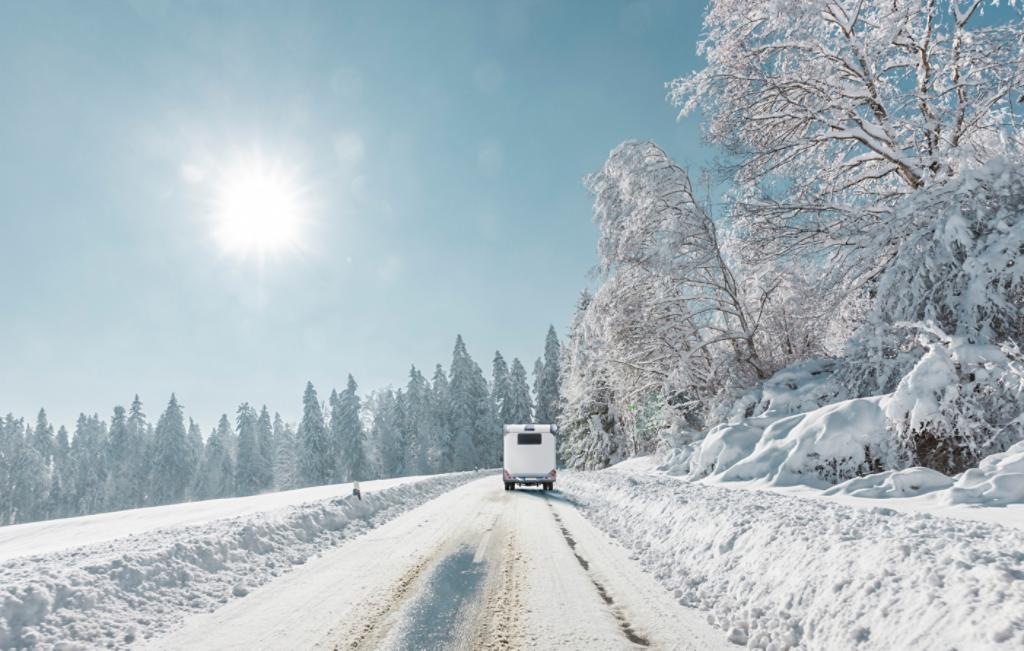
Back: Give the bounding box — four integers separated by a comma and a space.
560, 469, 1024, 649
0, 472, 479, 649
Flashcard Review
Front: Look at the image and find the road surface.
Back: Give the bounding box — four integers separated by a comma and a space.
148, 475, 731, 650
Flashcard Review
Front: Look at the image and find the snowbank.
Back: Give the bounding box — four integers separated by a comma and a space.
560, 469, 1024, 650
944, 441, 1024, 506
690, 397, 891, 487
0, 471, 479, 649
823, 467, 954, 499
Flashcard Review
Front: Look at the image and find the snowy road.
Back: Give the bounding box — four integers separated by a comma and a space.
148, 476, 730, 650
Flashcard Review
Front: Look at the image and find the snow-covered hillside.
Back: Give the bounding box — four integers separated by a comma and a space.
0, 472, 480, 649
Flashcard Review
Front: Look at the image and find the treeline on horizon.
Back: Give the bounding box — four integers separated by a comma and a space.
0, 329, 561, 526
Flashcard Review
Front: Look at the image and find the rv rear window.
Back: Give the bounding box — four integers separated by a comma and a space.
517, 433, 542, 445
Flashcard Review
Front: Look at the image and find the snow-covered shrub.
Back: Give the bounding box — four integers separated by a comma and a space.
883, 325, 1024, 474
837, 160, 1024, 472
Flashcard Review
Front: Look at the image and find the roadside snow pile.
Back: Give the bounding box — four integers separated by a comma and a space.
0, 472, 478, 649
561, 470, 1024, 650
823, 467, 954, 499
723, 359, 843, 422
689, 397, 891, 487
944, 441, 1024, 506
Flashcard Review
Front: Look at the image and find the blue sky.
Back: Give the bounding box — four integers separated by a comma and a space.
0, 0, 709, 431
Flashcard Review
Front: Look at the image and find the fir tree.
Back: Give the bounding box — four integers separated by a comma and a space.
506, 358, 534, 424
404, 367, 432, 475
272, 412, 297, 490
126, 395, 150, 507
256, 406, 274, 490
106, 405, 135, 511
448, 335, 494, 468
32, 408, 55, 467
298, 381, 332, 486
535, 325, 562, 424
338, 375, 369, 481
196, 419, 234, 499
235, 403, 260, 495
491, 352, 511, 424
186, 418, 204, 498
150, 395, 190, 505
431, 365, 453, 471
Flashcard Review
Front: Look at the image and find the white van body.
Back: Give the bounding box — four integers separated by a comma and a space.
502, 424, 557, 490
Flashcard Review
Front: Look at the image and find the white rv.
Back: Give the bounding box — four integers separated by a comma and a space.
502, 424, 557, 490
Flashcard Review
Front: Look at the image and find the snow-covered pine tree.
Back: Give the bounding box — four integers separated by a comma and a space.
448, 335, 493, 469
491, 351, 511, 424
558, 290, 621, 469
532, 358, 544, 415
5, 417, 48, 523
298, 381, 332, 486
186, 418, 204, 498
72, 414, 109, 515
371, 388, 403, 477
31, 408, 54, 468
150, 395, 190, 505
105, 405, 134, 511
328, 388, 344, 482
235, 402, 261, 495
338, 374, 369, 481
430, 365, 453, 471
505, 358, 534, 425
403, 367, 432, 475
256, 406, 274, 490
535, 326, 561, 424
196, 419, 234, 499
52, 425, 72, 517
126, 395, 150, 507
272, 412, 297, 491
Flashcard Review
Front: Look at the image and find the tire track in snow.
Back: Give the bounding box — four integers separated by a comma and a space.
547, 502, 651, 647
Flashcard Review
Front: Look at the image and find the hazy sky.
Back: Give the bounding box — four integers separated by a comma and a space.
0, 0, 710, 431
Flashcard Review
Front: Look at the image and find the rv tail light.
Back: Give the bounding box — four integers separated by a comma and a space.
546, 469, 557, 480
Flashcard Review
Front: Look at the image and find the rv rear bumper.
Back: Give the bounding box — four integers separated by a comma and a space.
508, 475, 553, 485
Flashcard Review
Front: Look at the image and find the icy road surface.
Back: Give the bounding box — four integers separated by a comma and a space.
148, 476, 730, 650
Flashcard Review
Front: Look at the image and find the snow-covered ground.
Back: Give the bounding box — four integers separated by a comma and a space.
0, 473, 480, 649
559, 468, 1024, 650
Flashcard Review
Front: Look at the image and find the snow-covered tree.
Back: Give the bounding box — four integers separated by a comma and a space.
196, 418, 234, 500
186, 418, 204, 498
491, 351, 511, 423
106, 405, 135, 510
235, 403, 261, 496
335, 375, 369, 481
126, 395, 150, 507
70, 413, 109, 515
256, 406, 274, 490
431, 364, 454, 470
669, 0, 1024, 314
272, 412, 298, 490
31, 409, 54, 468
505, 358, 534, 425
150, 395, 190, 505
403, 367, 433, 475
298, 381, 332, 486
449, 335, 495, 468
371, 388, 405, 477
535, 326, 562, 424
558, 290, 624, 469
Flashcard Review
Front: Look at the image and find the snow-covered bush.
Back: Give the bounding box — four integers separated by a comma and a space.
884, 326, 1024, 474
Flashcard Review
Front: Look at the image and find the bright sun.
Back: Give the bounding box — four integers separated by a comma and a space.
211, 156, 305, 259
